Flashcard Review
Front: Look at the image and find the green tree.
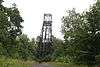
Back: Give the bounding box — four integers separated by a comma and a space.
0, 0, 23, 57
85, 1, 100, 65
16, 34, 35, 60
29, 38, 36, 60
52, 37, 65, 62
62, 8, 86, 63
62, 1, 100, 66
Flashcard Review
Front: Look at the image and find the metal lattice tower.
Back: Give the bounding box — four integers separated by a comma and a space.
41, 13, 52, 43
36, 14, 53, 62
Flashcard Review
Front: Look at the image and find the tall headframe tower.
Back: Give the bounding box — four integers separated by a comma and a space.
41, 13, 52, 44
36, 14, 53, 62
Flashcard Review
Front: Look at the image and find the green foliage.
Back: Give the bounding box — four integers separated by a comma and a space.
0, 57, 34, 67
1, 0, 100, 66
0, 1, 23, 58
35, 36, 54, 62
62, 1, 100, 66
16, 34, 36, 60
48, 62, 87, 67
0, 57, 88, 67
0, 0, 36, 61
52, 37, 66, 62
0, 0, 23, 58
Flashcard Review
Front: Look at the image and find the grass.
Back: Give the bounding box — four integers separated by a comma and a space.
48, 62, 87, 67
0, 57, 34, 67
0, 58, 99, 67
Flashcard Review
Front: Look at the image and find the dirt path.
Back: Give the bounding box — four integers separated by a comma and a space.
33, 63, 52, 67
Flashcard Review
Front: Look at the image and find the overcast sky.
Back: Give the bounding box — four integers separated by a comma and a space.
3, 0, 96, 39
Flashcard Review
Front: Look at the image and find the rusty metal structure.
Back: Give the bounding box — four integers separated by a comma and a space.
36, 14, 53, 62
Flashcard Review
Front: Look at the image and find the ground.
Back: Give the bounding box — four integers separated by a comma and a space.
33, 63, 52, 67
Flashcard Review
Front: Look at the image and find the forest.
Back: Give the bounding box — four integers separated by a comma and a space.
0, 0, 100, 67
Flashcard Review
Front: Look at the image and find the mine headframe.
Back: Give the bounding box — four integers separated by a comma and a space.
41, 13, 52, 44
36, 13, 53, 62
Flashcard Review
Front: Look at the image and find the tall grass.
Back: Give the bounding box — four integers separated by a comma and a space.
0, 57, 99, 67
0, 57, 34, 67
0, 58, 88, 67
48, 62, 88, 67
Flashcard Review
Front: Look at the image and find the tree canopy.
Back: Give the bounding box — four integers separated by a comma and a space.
0, 0, 23, 57
62, 1, 100, 66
